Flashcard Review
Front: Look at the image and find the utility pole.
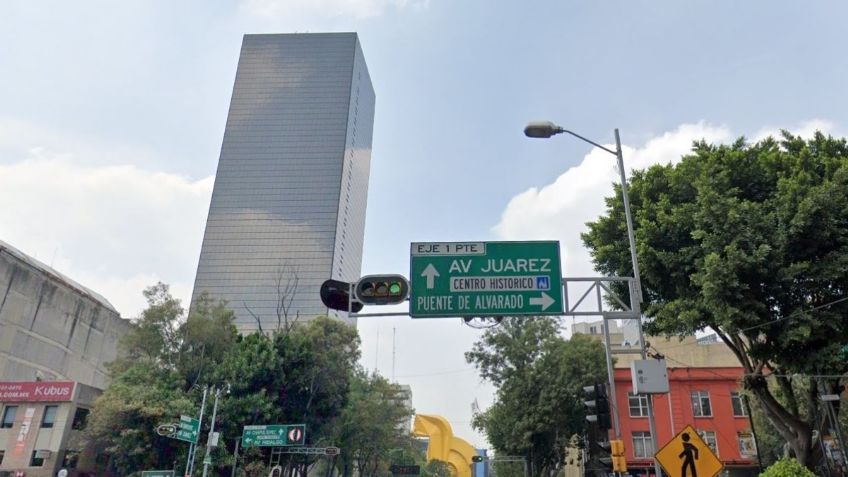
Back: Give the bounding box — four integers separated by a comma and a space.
202, 387, 223, 477
187, 386, 208, 477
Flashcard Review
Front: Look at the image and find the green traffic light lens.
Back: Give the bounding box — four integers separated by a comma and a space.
389, 283, 401, 295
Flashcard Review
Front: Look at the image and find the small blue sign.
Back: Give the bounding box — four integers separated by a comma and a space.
536, 276, 550, 290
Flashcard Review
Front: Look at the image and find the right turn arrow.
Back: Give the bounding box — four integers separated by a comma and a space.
529, 292, 555, 311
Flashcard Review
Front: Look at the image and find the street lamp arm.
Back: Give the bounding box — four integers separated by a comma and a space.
560, 129, 618, 156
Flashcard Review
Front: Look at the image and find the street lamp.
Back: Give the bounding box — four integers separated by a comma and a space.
524, 121, 660, 477
524, 121, 641, 302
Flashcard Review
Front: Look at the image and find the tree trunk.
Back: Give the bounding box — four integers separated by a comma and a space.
747, 377, 815, 468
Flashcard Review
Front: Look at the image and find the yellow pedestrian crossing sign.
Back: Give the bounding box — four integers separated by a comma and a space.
655, 425, 723, 477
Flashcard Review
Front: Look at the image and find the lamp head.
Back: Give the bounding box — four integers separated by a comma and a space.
524, 121, 564, 138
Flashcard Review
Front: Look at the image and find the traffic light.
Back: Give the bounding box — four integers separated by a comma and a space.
583, 383, 611, 430
471, 456, 484, 463
320, 279, 364, 312
355, 275, 410, 305
610, 439, 627, 473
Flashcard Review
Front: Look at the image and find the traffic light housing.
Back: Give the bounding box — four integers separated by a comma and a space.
355, 275, 410, 305
320, 279, 364, 312
583, 383, 611, 430
610, 439, 627, 473
471, 456, 484, 463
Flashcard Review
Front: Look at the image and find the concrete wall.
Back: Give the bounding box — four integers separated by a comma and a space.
0, 242, 131, 389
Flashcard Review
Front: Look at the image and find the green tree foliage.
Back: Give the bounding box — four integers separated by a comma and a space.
330, 370, 415, 477
465, 318, 607, 477
759, 457, 817, 477
422, 459, 452, 477
91, 282, 416, 477
88, 284, 238, 474
582, 132, 848, 468
212, 316, 362, 477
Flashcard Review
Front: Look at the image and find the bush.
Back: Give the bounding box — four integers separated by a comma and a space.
759, 458, 816, 477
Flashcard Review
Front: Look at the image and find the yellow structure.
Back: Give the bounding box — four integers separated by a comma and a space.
412, 414, 478, 477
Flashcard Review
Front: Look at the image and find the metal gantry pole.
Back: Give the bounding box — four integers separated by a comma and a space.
202, 387, 221, 477
602, 314, 621, 440
615, 129, 662, 477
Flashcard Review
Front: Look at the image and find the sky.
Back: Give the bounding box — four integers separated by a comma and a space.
2, 0, 848, 448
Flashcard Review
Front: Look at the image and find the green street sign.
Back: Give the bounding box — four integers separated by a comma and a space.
242, 424, 306, 448
174, 415, 200, 444
141, 471, 175, 477
409, 241, 563, 318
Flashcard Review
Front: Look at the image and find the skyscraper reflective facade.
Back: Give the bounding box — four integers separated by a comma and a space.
192, 33, 374, 332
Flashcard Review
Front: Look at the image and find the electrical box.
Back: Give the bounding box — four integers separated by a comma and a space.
631, 359, 669, 394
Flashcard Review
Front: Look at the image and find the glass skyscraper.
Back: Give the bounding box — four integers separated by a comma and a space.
192, 33, 375, 332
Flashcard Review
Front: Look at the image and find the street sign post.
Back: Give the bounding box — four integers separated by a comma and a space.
409, 241, 563, 318
242, 424, 306, 448
174, 415, 200, 444
141, 471, 175, 477
655, 425, 723, 477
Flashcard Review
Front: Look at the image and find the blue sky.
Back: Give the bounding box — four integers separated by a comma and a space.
2, 0, 848, 447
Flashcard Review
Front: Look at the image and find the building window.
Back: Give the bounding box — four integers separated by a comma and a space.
1, 406, 17, 428
629, 393, 649, 417
30, 450, 46, 467
738, 432, 757, 457
691, 391, 712, 417
731, 391, 748, 417
0, 450, 5, 465
632, 431, 654, 458
72, 408, 90, 430
41, 405, 58, 428
698, 430, 719, 456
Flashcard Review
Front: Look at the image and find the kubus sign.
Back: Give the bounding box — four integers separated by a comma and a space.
0, 381, 75, 402
409, 241, 564, 318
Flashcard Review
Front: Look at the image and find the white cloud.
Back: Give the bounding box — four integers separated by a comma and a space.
0, 143, 212, 318
493, 122, 733, 279
241, 0, 429, 20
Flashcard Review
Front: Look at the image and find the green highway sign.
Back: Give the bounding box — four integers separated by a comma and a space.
242, 424, 306, 448
174, 415, 200, 444
141, 471, 175, 477
409, 241, 563, 318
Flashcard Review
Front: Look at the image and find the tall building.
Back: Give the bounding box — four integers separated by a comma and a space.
192, 33, 375, 332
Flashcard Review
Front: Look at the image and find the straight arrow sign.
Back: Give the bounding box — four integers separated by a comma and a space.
529, 292, 555, 311
421, 264, 440, 289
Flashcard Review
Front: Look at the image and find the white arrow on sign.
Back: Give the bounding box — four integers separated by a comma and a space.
421, 264, 440, 289
529, 292, 555, 311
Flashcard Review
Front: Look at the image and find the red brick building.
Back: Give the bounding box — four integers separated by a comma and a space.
572, 323, 760, 477
613, 366, 759, 477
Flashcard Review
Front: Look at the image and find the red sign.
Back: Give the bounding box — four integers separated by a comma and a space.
0, 381, 75, 402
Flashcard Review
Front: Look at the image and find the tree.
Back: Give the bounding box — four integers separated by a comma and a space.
330, 370, 414, 477
88, 283, 238, 475
582, 132, 848, 468
212, 316, 362, 477
466, 318, 607, 477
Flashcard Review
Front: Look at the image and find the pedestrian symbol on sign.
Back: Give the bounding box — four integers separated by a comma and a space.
655, 425, 722, 477
679, 432, 699, 477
